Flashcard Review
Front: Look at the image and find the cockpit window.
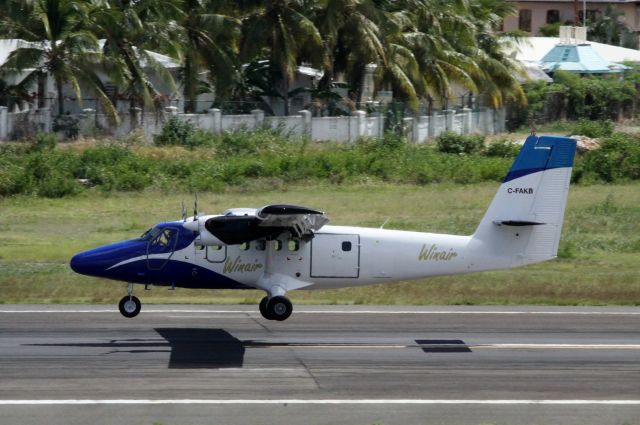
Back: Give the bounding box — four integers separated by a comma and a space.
140, 227, 163, 241
151, 229, 175, 247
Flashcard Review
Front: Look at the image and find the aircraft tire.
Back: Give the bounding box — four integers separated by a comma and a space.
118, 295, 141, 318
259, 296, 273, 320
267, 296, 292, 321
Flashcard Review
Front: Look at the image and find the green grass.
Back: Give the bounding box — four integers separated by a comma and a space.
0, 182, 639, 305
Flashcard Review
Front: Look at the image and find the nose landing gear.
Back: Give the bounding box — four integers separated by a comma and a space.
118, 283, 141, 318
259, 295, 293, 321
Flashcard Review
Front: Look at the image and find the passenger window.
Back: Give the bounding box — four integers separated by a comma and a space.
342, 241, 352, 252
210, 244, 222, 251
239, 242, 250, 251
288, 240, 299, 251
255, 240, 266, 251
273, 240, 282, 251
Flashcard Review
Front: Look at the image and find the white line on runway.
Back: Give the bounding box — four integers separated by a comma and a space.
0, 400, 639, 405
247, 343, 640, 350
1, 309, 640, 316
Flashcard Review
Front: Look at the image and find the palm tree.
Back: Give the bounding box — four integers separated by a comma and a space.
175, 0, 241, 113
377, 0, 478, 111
241, 0, 325, 115
90, 0, 180, 119
0, 0, 117, 119
312, 0, 386, 105
465, 0, 526, 108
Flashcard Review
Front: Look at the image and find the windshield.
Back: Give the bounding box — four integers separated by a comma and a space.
140, 227, 163, 241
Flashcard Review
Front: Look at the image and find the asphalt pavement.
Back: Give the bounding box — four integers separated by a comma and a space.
0, 304, 639, 425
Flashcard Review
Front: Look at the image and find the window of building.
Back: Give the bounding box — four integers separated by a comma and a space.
546, 9, 560, 24
578, 10, 597, 24
519, 9, 532, 32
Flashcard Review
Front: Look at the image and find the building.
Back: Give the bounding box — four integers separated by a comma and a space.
503, 1, 640, 36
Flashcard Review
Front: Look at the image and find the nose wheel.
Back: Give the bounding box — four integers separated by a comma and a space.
119, 283, 141, 318
118, 295, 141, 318
259, 295, 293, 321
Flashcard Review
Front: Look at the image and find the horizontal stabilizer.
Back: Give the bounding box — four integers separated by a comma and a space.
492, 220, 546, 226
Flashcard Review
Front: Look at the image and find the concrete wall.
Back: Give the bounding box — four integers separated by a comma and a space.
0, 106, 505, 142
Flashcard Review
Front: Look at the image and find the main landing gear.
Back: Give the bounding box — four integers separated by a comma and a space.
118, 283, 141, 318
259, 295, 293, 321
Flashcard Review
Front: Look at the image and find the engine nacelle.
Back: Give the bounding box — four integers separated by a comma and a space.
183, 216, 227, 246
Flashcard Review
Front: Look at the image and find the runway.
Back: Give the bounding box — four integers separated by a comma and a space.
1, 304, 639, 425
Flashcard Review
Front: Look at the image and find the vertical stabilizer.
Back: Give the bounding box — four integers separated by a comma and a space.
470, 136, 577, 267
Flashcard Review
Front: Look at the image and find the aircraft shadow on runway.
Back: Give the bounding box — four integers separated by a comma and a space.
155, 328, 244, 369
24, 328, 245, 369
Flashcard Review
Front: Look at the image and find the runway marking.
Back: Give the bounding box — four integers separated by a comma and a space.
245, 342, 640, 350
1, 309, 640, 316
0, 399, 639, 405
472, 344, 640, 350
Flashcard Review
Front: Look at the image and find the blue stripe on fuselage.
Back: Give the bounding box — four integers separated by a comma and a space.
102, 259, 250, 289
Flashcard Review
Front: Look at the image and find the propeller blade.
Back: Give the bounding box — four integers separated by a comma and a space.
181, 201, 187, 222
193, 192, 199, 220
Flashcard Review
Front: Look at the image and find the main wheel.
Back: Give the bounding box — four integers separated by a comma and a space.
118, 295, 141, 318
259, 296, 273, 320
267, 296, 293, 321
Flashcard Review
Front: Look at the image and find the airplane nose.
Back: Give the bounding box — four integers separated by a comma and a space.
70, 240, 147, 277
69, 251, 92, 275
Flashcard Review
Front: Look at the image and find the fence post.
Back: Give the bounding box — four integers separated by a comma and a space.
79, 108, 96, 136
298, 110, 311, 136
130, 107, 142, 129
251, 109, 265, 129
461, 107, 472, 135
479, 107, 492, 134
350, 110, 366, 141
209, 108, 221, 134
496, 107, 506, 133
444, 109, 454, 131
428, 113, 437, 140
0, 106, 8, 140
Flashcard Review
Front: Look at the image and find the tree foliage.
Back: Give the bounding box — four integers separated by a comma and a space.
1, 0, 526, 116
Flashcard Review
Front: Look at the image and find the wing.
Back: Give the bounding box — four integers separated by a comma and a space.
256, 204, 329, 239
202, 204, 328, 245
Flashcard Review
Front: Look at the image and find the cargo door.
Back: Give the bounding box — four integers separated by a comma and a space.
310, 234, 360, 278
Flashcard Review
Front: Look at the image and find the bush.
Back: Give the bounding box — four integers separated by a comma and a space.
582, 133, 640, 182
568, 119, 614, 138
436, 132, 484, 154
485, 139, 521, 158
37, 171, 81, 198
154, 117, 212, 149
28, 133, 59, 152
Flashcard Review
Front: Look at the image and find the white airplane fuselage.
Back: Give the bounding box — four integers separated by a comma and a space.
70, 135, 578, 320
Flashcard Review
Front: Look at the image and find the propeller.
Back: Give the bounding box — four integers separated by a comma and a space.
181, 200, 187, 222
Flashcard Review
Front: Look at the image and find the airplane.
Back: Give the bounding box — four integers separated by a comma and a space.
70, 135, 577, 321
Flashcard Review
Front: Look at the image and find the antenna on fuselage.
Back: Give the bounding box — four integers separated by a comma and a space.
193, 192, 199, 221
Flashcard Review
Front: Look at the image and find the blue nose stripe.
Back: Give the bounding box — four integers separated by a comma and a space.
69, 240, 146, 277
